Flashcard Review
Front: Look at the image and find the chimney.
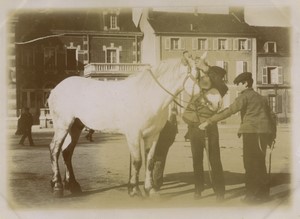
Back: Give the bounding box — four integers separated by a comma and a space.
229, 7, 244, 23
194, 7, 198, 16
146, 8, 154, 20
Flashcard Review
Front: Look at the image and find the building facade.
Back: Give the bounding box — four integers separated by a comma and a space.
138, 8, 258, 124
255, 27, 291, 123
11, 8, 144, 127
7, 7, 291, 129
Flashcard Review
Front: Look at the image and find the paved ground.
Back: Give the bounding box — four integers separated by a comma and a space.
2, 123, 294, 218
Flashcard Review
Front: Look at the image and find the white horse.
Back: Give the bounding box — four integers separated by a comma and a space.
48, 54, 200, 198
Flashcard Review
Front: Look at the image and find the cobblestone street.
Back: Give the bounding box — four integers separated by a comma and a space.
4, 123, 291, 215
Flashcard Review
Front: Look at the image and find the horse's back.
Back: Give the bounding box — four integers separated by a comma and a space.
48, 76, 134, 131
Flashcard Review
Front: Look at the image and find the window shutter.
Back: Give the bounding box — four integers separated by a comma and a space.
247, 39, 252, 50
227, 38, 232, 50
213, 38, 218, 50
263, 43, 268, 53
233, 39, 238, 50
77, 51, 84, 66
274, 42, 277, 53
243, 61, 248, 72
262, 67, 268, 84
180, 38, 185, 50
236, 61, 243, 76
225, 39, 229, 50
192, 38, 198, 50
207, 38, 212, 50
205, 39, 208, 50
165, 38, 170, 50
278, 67, 283, 84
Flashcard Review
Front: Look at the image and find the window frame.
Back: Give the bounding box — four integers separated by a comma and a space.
264, 41, 277, 53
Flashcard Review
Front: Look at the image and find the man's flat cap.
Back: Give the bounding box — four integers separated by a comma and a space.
233, 72, 252, 85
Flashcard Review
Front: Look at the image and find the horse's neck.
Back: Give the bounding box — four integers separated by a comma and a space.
140, 71, 184, 111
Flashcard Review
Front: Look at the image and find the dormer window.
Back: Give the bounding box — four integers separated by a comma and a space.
264, 41, 277, 53
103, 10, 120, 30
110, 14, 118, 29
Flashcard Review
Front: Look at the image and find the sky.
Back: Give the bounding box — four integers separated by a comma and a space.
152, 5, 291, 27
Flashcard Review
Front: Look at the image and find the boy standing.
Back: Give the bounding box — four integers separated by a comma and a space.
199, 72, 276, 203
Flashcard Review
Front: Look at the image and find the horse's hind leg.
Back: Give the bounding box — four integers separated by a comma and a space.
62, 119, 84, 195
126, 133, 142, 197
143, 136, 159, 197
50, 128, 68, 198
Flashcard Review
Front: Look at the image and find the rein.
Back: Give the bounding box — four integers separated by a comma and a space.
147, 68, 198, 108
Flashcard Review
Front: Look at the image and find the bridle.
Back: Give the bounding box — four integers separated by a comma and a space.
147, 62, 200, 108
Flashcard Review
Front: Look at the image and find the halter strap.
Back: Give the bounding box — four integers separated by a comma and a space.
147, 68, 193, 108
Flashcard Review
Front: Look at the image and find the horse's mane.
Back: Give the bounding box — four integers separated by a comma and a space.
126, 58, 184, 91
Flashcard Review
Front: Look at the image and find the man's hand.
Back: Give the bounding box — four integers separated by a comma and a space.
199, 121, 209, 130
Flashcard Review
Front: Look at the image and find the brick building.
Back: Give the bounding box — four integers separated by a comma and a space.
10, 8, 144, 127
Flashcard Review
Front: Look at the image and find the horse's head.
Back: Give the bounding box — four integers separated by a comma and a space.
182, 51, 210, 96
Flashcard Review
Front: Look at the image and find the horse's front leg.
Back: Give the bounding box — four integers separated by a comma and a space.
144, 135, 159, 197
49, 129, 68, 198
126, 133, 143, 197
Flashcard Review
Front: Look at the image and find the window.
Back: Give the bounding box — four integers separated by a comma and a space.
44, 48, 56, 68
165, 38, 185, 50
236, 61, 248, 75
171, 38, 180, 50
264, 41, 277, 53
106, 49, 117, 63
103, 12, 119, 30
21, 49, 35, 67
110, 15, 118, 29
238, 39, 247, 50
198, 38, 207, 50
192, 38, 208, 50
234, 38, 251, 51
262, 66, 283, 84
216, 61, 228, 82
218, 39, 227, 50
66, 48, 77, 70
269, 95, 282, 113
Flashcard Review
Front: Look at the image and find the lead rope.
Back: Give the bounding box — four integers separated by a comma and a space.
268, 140, 276, 182
128, 153, 132, 185
204, 129, 213, 184
147, 68, 196, 108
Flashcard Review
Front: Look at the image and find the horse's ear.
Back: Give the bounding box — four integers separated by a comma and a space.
200, 51, 207, 60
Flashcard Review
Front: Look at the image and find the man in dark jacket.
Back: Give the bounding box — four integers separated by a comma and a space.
199, 72, 277, 203
18, 107, 35, 146
151, 106, 178, 191
182, 65, 228, 201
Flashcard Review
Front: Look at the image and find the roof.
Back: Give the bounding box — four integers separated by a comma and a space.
15, 8, 142, 43
147, 11, 256, 36
253, 26, 291, 55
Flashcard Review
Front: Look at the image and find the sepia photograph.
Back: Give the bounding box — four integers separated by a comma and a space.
0, 0, 299, 218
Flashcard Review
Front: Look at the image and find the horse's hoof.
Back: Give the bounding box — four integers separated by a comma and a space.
70, 181, 82, 194
128, 186, 142, 197
51, 180, 64, 198
149, 188, 160, 198
144, 187, 150, 197
64, 180, 70, 190
53, 188, 64, 198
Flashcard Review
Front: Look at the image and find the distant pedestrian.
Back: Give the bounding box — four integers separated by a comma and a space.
85, 129, 95, 142
199, 72, 277, 203
18, 107, 35, 146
